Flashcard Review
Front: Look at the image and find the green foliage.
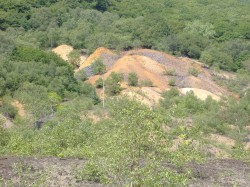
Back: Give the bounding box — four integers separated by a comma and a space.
168, 79, 176, 86
95, 77, 103, 88
128, 72, 138, 86
184, 20, 216, 39
0, 32, 16, 55
105, 72, 123, 96
76, 98, 191, 186
161, 89, 217, 117
200, 40, 249, 71
0, 46, 84, 97
0, 100, 18, 119
1, 0, 249, 72
79, 83, 101, 105
164, 68, 177, 76
0, 1, 250, 185
188, 67, 199, 77
0, 126, 10, 148
219, 96, 249, 130
178, 33, 210, 59
68, 50, 81, 68
140, 80, 153, 87
91, 58, 106, 75
12, 46, 69, 67
74, 69, 88, 82
75, 161, 108, 183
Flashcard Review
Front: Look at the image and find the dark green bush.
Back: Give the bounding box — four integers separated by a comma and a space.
0, 102, 18, 119
95, 78, 103, 88
168, 79, 176, 86
105, 72, 123, 96
91, 58, 106, 75
74, 69, 87, 82
0, 126, 10, 147
128, 72, 138, 86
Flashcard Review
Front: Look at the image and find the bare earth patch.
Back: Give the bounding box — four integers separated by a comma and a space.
52, 44, 73, 61
11, 100, 26, 118
121, 87, 162, 107
78, 47, 114, 70
210, 134, 235, 147
205, 145, 231, 158
1, 157, 249, 187
0, 114, 13, 129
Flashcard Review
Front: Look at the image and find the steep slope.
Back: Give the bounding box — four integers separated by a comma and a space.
83, 48, 233, 105
78, 47, 116, 70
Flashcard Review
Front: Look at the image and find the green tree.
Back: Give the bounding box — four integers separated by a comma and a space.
128, 72, 138, 86
184, 20, 216, 38
105, 72, 123, 96
95, 78, 103, 88
68, 50, 81, 68
91, 58, 106, 75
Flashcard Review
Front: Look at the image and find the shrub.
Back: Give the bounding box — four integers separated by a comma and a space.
168, 79, 176, 86
140, 80, 153, 87
188, 67, 199, 77
68, 50, 81, 68
0, 126, 10, 147
0, 102, 18, 119
74, 69, 87, 82
164, 68, 177, 76
95, 78, 103, 88
128, 72, 138, 86
105, 72, 124, 96
75, 161, 108, 183
91, 58, 106, 75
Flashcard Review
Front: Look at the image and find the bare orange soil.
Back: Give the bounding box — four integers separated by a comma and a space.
78, 47, 114, 70
87, 55, 167, 90
83, 47, 233, 105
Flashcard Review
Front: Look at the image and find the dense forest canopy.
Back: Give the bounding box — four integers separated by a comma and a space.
0, 0, 249, 71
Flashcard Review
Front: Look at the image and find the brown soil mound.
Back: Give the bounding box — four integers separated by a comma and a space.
93, 55, 168, 90
52, 44, 73, 61
124, 49, 191, 76
78, 47, 114, 70
109, 55, 166, 89
123, 48, 228, 96
85, 48, 234, 103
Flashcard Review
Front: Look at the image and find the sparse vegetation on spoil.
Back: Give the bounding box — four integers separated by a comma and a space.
0, 0, 249, 186
128, 72, 139, 86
